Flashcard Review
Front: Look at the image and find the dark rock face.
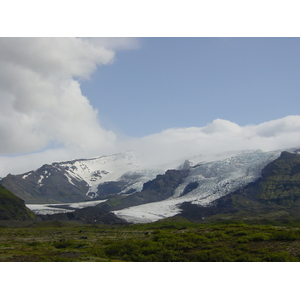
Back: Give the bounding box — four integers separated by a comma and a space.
179, 199, 238, 222
96, 181, 135, 199
178, 151, 300, 223
180, 182, 199, 197
0, 184, 35, 221
142, 169, 189, 194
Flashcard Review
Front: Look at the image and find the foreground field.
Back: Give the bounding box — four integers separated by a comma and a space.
1, 219, 300, 261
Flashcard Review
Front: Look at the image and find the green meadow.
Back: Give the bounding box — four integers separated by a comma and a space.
1, 218, 300, 262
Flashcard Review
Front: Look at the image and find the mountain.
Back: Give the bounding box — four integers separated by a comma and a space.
0, 184, 35, 221
177, 151, 300, 223
112, 149, 286, 223
2, 147, 300, 224
1, 151, 166, 204
97, 169, 189, 212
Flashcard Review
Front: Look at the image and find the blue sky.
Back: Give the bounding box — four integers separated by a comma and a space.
81, 37, 300, 137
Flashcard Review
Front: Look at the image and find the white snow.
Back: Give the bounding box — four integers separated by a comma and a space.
64, 172, 76, 186
37, 175, 44, 187
26, 199, 107, 215
22, 172, 32, 179
113, 198, 185, 223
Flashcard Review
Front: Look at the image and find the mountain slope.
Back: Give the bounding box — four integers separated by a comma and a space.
0, 184, 35, 221
113, 149, 285, 223
177, 151, 300, 223
97, 169, 189, 211
1, 152, 165, 204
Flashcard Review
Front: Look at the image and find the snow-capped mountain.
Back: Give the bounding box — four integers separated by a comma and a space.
54, 151, 161, 197
113, 149, 284, 223
0, 151, 169, 204
2, 147, 300, 223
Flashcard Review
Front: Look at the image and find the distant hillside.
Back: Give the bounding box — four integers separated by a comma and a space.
178, 151, 300, 223
0, 184, 35, 221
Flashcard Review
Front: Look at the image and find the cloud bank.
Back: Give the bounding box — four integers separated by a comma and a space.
124, 116, 300, 169
0, 38, 299, 176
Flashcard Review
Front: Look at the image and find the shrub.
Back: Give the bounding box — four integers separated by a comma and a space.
53, 240, 75, 249
189, 249, 233, 262
271, 230, 300, 241
247, 232, 271, 241
263, 251, 295, 262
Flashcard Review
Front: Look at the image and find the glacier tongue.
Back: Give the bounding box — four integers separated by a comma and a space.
113, 149, 284, 223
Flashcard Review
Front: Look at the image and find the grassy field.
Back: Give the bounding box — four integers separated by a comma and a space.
1, 218, 300, 262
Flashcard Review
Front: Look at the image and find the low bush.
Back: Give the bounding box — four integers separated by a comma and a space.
1, 220, 300, 261
271, 230, 300, 241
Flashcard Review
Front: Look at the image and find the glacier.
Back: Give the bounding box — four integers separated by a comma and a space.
21, 147, 300, 223
113, 149, 286, 223
27, 199, 108, 215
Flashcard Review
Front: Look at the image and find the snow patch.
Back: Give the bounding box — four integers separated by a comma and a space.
64, 173, 76, 186
37, 175, 44, 187
22, 172, 32, 179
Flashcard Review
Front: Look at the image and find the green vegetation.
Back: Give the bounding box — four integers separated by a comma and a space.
258, 152, 300, 205
2, 219, 300, 261
0, 184, 35, 221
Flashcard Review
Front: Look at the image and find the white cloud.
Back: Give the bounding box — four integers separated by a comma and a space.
119, 115, 300, 169
201, 119, 242, 135
254, 115, 300, 137
0, 37, 118, 157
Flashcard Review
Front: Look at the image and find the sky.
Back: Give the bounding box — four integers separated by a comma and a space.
0, 37, 300, 177
81, 37, 300, 137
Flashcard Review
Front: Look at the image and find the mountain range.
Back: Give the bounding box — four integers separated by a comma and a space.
1, 147, 300, 223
